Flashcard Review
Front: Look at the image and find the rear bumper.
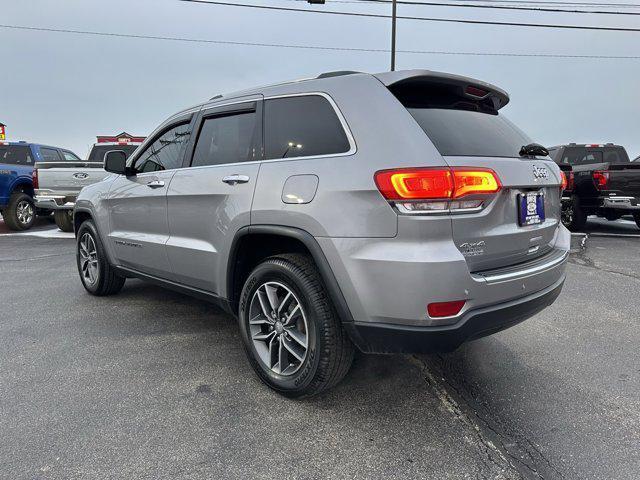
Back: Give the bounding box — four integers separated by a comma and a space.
601, 196, 640, 211
34, 191, 76, 210
345, 276, 565, 354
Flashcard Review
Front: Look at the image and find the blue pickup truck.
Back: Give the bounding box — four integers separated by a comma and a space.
0, 142, 82, 230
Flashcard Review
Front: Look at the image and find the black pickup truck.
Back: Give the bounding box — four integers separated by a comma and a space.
548, 144, 640, 231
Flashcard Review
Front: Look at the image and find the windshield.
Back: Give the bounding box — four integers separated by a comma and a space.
407, 108, 532, 158
88, 144, 139, 163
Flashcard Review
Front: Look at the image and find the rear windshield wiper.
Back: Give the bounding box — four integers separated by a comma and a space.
520, 143, 549, 158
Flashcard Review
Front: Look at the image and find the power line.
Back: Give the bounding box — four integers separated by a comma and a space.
179, 0, 640, 32
332, 0, 640, 15
2, 24, 640, 59
439, 0, 640, 6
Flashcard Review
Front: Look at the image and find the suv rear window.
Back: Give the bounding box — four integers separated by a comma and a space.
264, 95, 351, 159
407, 108, 531, 158
0, 146, 33, 165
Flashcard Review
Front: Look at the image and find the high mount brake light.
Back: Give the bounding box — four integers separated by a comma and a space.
593, 170, 609, 190
374, 168, 501, 202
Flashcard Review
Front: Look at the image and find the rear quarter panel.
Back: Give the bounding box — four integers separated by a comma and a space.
251, 74, 449, 238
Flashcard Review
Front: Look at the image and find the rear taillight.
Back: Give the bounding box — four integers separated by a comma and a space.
567, 171, 574, 191
428, 300, 466, 318
560, 171, 567, 192
593, 170, 609, 190
32, 168, 39, 189
374, 167, 501, 213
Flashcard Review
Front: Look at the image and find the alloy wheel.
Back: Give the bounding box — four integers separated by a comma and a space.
79, 233, 99, 285
248, 281, 309, 376
16, 200, 34, 225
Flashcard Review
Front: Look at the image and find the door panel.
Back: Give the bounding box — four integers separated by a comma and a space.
165, 98, 262, 294
165, 163, 260, 292
107, 171, 176, 276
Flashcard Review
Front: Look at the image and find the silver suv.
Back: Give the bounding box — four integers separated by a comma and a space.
74, 70, 569, 397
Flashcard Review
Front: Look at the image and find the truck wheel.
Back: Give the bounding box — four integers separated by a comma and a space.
4, 192, 36, 231
562, 198, 587, 232
238, 254, 354, 398
76, 220, 125, 296
54, 210, 74, 232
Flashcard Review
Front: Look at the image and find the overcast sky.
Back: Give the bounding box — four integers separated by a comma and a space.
2, 0, 640, 158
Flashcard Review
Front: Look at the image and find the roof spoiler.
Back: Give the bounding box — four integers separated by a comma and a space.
375, 70, 510, 111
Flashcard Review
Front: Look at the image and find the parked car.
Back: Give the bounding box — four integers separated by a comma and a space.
34, 161, 110, 232
0, 141, 81, 230
74, 70, 569, 397
548, 143, 640, 230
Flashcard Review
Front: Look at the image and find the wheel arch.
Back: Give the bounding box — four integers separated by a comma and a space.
10, 178, 34, 199
227, 225, 355, 326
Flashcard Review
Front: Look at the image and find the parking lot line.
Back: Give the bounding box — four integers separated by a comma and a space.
0, 227, 75, 239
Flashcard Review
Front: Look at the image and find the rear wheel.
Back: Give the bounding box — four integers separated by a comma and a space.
562, 197, 587, 232
4, 192, 35, 231
76, 220, 125, 296
54, 210, 74, 232
238, 254, 354, 398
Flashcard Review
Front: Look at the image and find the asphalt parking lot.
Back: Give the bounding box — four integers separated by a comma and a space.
1, 217, 638, 479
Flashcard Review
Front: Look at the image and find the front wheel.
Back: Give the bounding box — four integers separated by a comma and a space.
76, 220, 125, 296
238, 254, 354, 398
54, 210, 74, 232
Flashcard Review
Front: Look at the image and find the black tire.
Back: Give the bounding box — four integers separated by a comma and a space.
76, 220, 125, 296
54, 210, 74, 232
238, 254, 354, 398
634, 213, 640, 230
562, 197, 587, 232
3, 192, 36, 231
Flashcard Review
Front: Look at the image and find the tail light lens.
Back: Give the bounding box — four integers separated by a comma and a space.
32, 168, 39, 189
593, 170, 609, 190
560, 171, 567, 192
374, 167, 501, 213
428, 300, 466, 318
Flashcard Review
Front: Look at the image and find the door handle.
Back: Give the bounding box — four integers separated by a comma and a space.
222, 174, 250, 185
146, 180, 165, 188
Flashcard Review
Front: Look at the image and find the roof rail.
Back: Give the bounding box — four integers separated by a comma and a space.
316, 71, 362, 79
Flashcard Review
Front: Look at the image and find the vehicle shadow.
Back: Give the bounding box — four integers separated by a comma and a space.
581, 217, 638, 235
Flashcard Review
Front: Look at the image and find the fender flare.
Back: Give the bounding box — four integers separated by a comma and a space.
9, 177, 34, 198
227, 225, 355, 325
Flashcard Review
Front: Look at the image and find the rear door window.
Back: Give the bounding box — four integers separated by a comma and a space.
0, 146, 33, 165
264, 95, 351, 159
62, 150, 81, 161
191, 111, 258, 167
40, 147, 62, 162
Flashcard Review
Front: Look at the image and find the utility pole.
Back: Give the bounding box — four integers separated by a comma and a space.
308, 0, 398, 72
391, 0, 397, 71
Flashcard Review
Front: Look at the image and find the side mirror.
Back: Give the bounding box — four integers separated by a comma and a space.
104, 150, 130, 175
